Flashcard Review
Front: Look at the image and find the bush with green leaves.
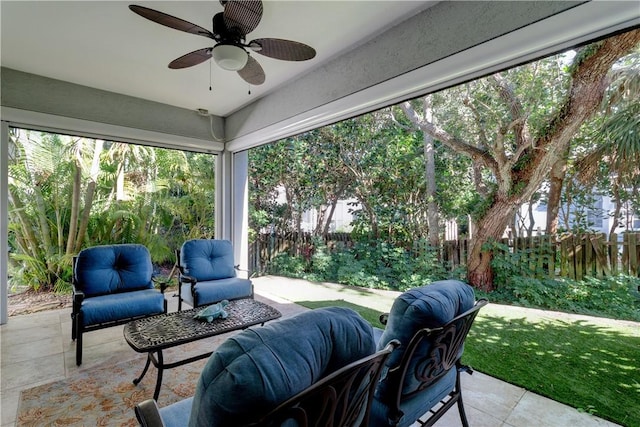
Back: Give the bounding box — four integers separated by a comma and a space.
482, 274, 640, 321
264, 238, 452, 291
266, 253, 307, 278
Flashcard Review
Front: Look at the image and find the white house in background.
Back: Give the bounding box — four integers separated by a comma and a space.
516, 194, 640, 237
301, 199, 358, 233
273, 186, 358, 233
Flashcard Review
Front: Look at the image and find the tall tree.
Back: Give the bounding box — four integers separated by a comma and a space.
397, 96, 441, 247
399, 30, 640, 291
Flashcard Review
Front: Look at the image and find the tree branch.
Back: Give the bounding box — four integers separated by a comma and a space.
490, 73, 532, 155
399, 100, 499, 173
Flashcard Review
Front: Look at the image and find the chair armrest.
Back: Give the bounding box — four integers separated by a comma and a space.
179, 274, 197, 285
151, 277, 170, 294
72, 286, 84, 300
234, 264, 249, 273
234, 264, 254, 279
379, 313, 389, 326
72, 287, 85, 313
135, 399, 166, 427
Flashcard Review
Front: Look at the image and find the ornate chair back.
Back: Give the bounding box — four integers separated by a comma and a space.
370, 280, 487, 427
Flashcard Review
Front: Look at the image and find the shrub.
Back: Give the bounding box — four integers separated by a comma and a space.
267, 253, 306, 278
486, 274, 640, 321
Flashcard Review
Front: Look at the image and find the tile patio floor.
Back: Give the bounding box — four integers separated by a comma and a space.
0, 275, 621, 427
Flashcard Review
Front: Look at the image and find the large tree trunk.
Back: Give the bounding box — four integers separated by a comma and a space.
466, 199, 518, 291
424, 119, 440, 248
609, 181, 622, 235
322, 197, 339, 236
545, 152, 569, 235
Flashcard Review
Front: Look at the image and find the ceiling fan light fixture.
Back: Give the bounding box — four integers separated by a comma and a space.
212, 44, 248, 71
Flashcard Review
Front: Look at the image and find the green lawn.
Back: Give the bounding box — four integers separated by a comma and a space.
297, 299, 640, 427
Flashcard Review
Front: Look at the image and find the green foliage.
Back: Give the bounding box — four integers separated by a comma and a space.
488, 240, 555, 285
8, 130, 217, 292
485, 275, 640, 321
486, 239, 640, 321
266, 253, 307, 278
265, 239, 451, 292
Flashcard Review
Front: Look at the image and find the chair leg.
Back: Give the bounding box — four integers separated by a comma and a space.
456, 366, 471, 427
75, 313, 83, 365
457, 394, 470, 427
76, 328, 83, 366
71, 314, 77, 340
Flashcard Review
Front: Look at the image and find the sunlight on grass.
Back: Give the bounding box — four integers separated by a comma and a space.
296, 298, 640, 427
466, 313, 640, 426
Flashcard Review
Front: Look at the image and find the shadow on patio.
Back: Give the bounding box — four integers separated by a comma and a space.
1, 276, 621, 426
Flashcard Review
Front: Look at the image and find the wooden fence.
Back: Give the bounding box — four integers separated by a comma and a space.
248, 232, 640, 280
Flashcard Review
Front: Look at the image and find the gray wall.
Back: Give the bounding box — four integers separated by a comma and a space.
1, 67, 225, 152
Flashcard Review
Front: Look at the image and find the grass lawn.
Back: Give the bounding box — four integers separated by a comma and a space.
297, 299, 640, 427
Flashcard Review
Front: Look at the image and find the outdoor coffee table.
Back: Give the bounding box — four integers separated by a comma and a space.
124, 298, 282, 400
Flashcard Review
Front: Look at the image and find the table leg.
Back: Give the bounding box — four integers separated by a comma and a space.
153, 351, 164, 401
133, 353, 152, 386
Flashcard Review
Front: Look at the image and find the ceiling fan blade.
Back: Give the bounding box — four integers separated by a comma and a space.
169, 48, 212, 69
249, 38, 316, 61
237, 55, 265, 85
223, 0, 263, 37
129, 5, 214, 39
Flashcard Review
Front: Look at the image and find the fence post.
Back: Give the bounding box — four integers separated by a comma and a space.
609, 233, 618, 275
629, 233, 638, 277
590, 233, 610, 278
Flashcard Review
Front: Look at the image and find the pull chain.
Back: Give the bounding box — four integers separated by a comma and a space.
209, 60, 212, 91
248, 84, 251, 95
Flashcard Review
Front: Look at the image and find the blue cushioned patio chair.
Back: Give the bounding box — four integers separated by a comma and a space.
72, 244, 167, 365
176, 239, 253, 310
135, 307, 395, 427
369, 280, 487, 427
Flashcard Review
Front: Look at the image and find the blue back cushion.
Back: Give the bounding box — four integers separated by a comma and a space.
188, 307, 376, 427
376, 280, 475, 398
181, 239, 236, 281
74, 244, 153, 297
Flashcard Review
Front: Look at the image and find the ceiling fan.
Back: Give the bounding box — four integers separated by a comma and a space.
129, 1, 316, 86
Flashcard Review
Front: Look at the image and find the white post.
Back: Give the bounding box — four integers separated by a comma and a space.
215, 151, 232, 241
232, 151, 249, 277
1, 122, 9, 324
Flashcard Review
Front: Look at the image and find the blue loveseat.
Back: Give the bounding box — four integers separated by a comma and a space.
71, 244, 167, 365
136, 306, 378, 427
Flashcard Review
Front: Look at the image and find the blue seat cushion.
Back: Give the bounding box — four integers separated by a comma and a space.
181, 239, 236, 281
187, 307, 375, 427
369, 368, 456, 427
375, 280, 475, 398
180, 277, 252, 307
159, 398, 194, 427
80, 289, 165, 326
75, 244, 154, 296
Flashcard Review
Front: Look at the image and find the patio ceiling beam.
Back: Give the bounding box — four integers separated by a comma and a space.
0, 68, 225, 153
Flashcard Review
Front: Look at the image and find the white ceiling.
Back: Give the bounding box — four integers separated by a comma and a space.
1, 1, 433, 117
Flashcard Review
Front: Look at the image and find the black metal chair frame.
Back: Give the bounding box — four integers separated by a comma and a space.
135, 341, 399, 427
71, 255, 168, 366
251, 341, 399, 427
380, 299, 488, 427
175, 248, 253, 311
